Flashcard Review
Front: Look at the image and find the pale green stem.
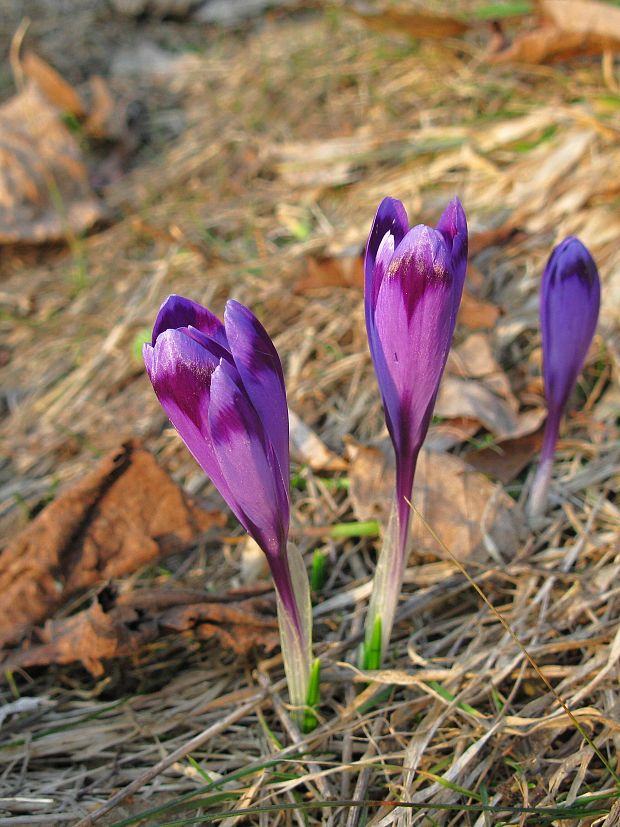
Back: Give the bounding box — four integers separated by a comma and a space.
527, 411, 561, 520
276, 543, 313, 720
363, 497, 409, 664
527, 455, 554, 520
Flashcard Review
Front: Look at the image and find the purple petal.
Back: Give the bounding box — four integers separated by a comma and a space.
372, 226, 455, 495
436, 197, 468, 312
151, 294, 228, 348
389, 225, 453, 320
184, 325, 234, 365
541, 236, 600, 415
143, 342, 153, 374
208, 361, 289, 560
143, 328, 236, 505
364, 197, 409, 327
223, 300, 290, 488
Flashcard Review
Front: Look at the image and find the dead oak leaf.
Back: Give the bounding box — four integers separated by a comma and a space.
295, 254, 364, 293
347, 5, 468, 40
464, 429, 544, 484
21, 51, 86, 118
4, 589, 278, 676
0, 440, 224, 648
0, 83, 106, 244
435, 376, 519, 440
458, 290, 502, 331
490, 0, 620, 64
346, 439, 524, 562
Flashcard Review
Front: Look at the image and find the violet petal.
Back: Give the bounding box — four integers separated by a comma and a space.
143, 329, 236, 506
373, 225, 454, 491
541, 237, 600, 416
224, 300, 290, 489
151, 294, 228, 348
208, 360, 289, 560
436, 197, 468, 313
364, 197, 409, 329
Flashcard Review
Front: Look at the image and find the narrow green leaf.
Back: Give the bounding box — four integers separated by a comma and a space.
302, 658, 321, 733
363, 615, 382, 671
310, 550, 327, 592
427, 680, 481, 717
186, 755, 212, 783
417, 769, 483, 802
330, 520, 380, 538
472, 1, 532, 20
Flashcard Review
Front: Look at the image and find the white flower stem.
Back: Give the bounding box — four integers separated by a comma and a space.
363, 497, 409, 666
275, 544, 313, 720
527, 455, 554, 520
527, 413, 561, 520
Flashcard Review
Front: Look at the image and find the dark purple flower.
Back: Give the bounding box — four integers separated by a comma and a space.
363, 197, 468, 663
143, 295, 300, 628
528, 237, 600, 518
365, 197, 468, 548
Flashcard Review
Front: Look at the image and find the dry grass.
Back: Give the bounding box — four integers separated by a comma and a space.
0, 3, 619, 825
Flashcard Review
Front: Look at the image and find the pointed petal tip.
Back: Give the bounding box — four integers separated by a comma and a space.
143, 342, 153, 375
554, 235, 595, 265
223, 299, 289, 482
541, 235, 601, 414
546, 235, 600, 292
151, 294, 185, 345
151, 294, 228, 348
224, 297, 252, 324
437, 196, 467, 238
552, 234, 589, 256
374, 197, 409, 231
378, 195, 406, 212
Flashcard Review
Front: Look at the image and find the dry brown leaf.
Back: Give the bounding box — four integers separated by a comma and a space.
541, 0, 620, 42
345, 439, 393, 523
346, 440, 524, 561
295, 254, 364, 293
490, 24, 586, 64
464, 429, 544, 484
83, 75, 116, 139
432, 331, 528, 451
7, 594, 151, 677
448, 332, 500, 378
21, 51, 86, 117
348, 5, 468, 40
0, 440, 224, 648
458, 290, 502, 330
4, 588, 278, 676
435, 376, 519, 439
161, 600, 279, 654
491, 0, 620, 64
0, 83, 106, 244
469, 225, 520, 256
426, 417, 481, 452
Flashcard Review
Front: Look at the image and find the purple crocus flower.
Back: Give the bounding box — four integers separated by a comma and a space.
363, 197, 468, 665
144, 295, 312, 710
528, 238, 600, 519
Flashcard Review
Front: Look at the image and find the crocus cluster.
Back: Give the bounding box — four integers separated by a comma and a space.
528, 238, 600, 519
144, 296, 313, 715
143, 199, 599, 702
362, 197, 468, 666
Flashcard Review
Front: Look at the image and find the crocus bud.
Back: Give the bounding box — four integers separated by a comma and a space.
144, 295, 313, 712
363, 197, 468, 665
528, 238, 601, 519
